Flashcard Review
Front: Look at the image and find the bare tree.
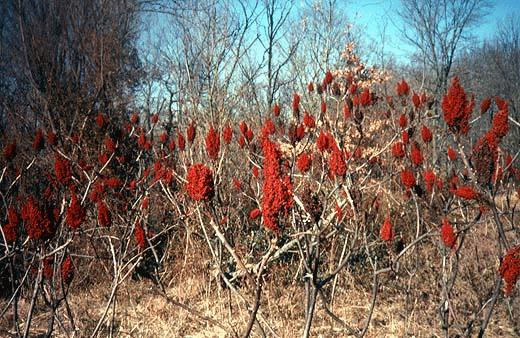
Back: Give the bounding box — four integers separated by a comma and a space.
0, 0, 143, 136
138, 0, 260, 127
484, 15, 520, 114
397, 0, 490, 100
455, 14, 520, 151
262, 0, 298, 111
288, 0, 358, 90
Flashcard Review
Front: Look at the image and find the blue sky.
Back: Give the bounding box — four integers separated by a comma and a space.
346, 0, 520, 61
142, 1, 520, 64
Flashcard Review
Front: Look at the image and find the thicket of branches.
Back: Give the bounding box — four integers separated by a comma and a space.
1, 1, 519, 337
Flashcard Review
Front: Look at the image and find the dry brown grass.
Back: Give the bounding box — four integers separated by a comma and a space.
58, 263, 517, 337
2, 215, 519, 338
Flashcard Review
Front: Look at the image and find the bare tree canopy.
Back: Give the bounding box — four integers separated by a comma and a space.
455, 14, 520, 150
398, 0, 490, 99
0, 0, 143, 134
